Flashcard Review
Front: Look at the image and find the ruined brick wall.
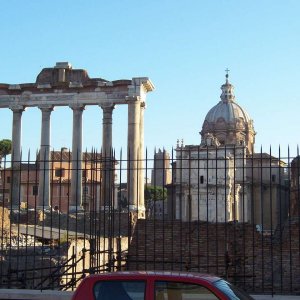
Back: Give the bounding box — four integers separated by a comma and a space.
127, 219, 300, 294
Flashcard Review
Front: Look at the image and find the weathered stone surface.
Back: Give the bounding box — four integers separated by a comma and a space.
0, 207, 10, 235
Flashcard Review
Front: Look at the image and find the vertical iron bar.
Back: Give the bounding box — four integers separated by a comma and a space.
24, 151, 30, 288
33, 152, 38, 290
127, 147, 131, 271
233, 145, 237, 285
171, 148, 175, 271
215, 145, 218, 275
206, 145, 209, 274
67, 149, 71, 284
179, 146, 183, 271
49, 148, 53, 289
0, 156, 7, 285
57, 148, 63, 285
162, 149, 166, 271
260, 147, 265, 293
153, 148, 157, 270
197, 146, 200, 272
278, 146, 283, 293
118, 148, 122, 271
297, 146, 300, 297
287, 146, 292, 293
16, 151, 22, 289
251, 146, 255, 292
225, 145, 228, 281
269, 146, 274, 296
144, 148, 148, 271
135, 148, 139, 271
187, 147, 192, 271
242, 146, 246, 291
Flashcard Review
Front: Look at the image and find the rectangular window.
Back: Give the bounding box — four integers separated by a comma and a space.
82, 170, 87, 178
272, 175, 276, 182
94, 280, 146, 300
6, 176, 10, 183
32, 186, 38, 196
55, 168, 65, 177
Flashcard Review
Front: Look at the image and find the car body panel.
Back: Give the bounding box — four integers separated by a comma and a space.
71, 271, 250, 300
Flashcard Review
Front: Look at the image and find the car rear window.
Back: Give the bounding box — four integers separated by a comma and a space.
93, 280, 146, 300
213, 280, 254, 300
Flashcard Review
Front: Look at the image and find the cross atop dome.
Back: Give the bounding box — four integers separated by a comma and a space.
225, 68, 230, 83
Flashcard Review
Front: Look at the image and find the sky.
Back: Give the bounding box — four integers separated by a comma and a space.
0, 0, 299, 159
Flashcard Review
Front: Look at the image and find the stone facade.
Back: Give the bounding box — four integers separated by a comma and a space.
175, 140, 248, 222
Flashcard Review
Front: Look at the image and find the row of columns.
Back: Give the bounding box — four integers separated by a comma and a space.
9, 98, 145, 214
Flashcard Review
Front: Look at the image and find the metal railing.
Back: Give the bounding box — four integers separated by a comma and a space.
0, 146, 299, 295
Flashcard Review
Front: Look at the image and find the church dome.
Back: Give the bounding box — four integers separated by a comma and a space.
200, 73, 255, 153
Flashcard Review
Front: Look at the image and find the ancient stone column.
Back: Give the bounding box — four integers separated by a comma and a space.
127, 96, 141, 213
10, 105, 24, 209
100, 104, 115, 210
138, 102, 146, 216
70, 104, 85, 211
38, 105, 53, 209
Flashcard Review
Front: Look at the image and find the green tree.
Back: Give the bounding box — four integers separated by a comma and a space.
144, 185, 167, 218
0, 139, 12, 168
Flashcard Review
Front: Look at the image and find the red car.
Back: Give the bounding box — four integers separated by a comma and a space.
72, 271, 253, 300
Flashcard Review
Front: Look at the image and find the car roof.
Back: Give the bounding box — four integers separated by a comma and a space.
87, 271, 221, 283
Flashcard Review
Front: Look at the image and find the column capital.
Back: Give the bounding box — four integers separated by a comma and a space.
38, 104, 54, 112
140, 101, 146, 109
100, 103, 115, 112
69, 103, 85, 111
9, 105, 25, 112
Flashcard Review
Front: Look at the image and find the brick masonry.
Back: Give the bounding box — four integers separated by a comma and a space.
127, 218, 300, 294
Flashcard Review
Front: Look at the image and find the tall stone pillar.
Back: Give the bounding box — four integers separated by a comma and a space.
100, 104, 115, 210
127, 97, 141, 213
138, 102, 146, 216
70, 104, 85, 211
38, 105, 53, 209
10, 105, 24, 208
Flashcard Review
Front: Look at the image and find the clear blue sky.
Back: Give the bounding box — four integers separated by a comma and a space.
0, 0, 299, 158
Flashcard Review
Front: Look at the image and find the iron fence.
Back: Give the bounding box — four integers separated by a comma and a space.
0, 146, 299, 295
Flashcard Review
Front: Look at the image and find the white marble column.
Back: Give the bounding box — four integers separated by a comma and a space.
100, 104, 115, 210
70, 104, 85, 211
38, 105, 53, 209
138, 102, 146, 216
127, 96, 141, 212
10, 105, 25, 209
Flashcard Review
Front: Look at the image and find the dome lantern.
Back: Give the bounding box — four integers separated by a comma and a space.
220, 70, 235, 103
